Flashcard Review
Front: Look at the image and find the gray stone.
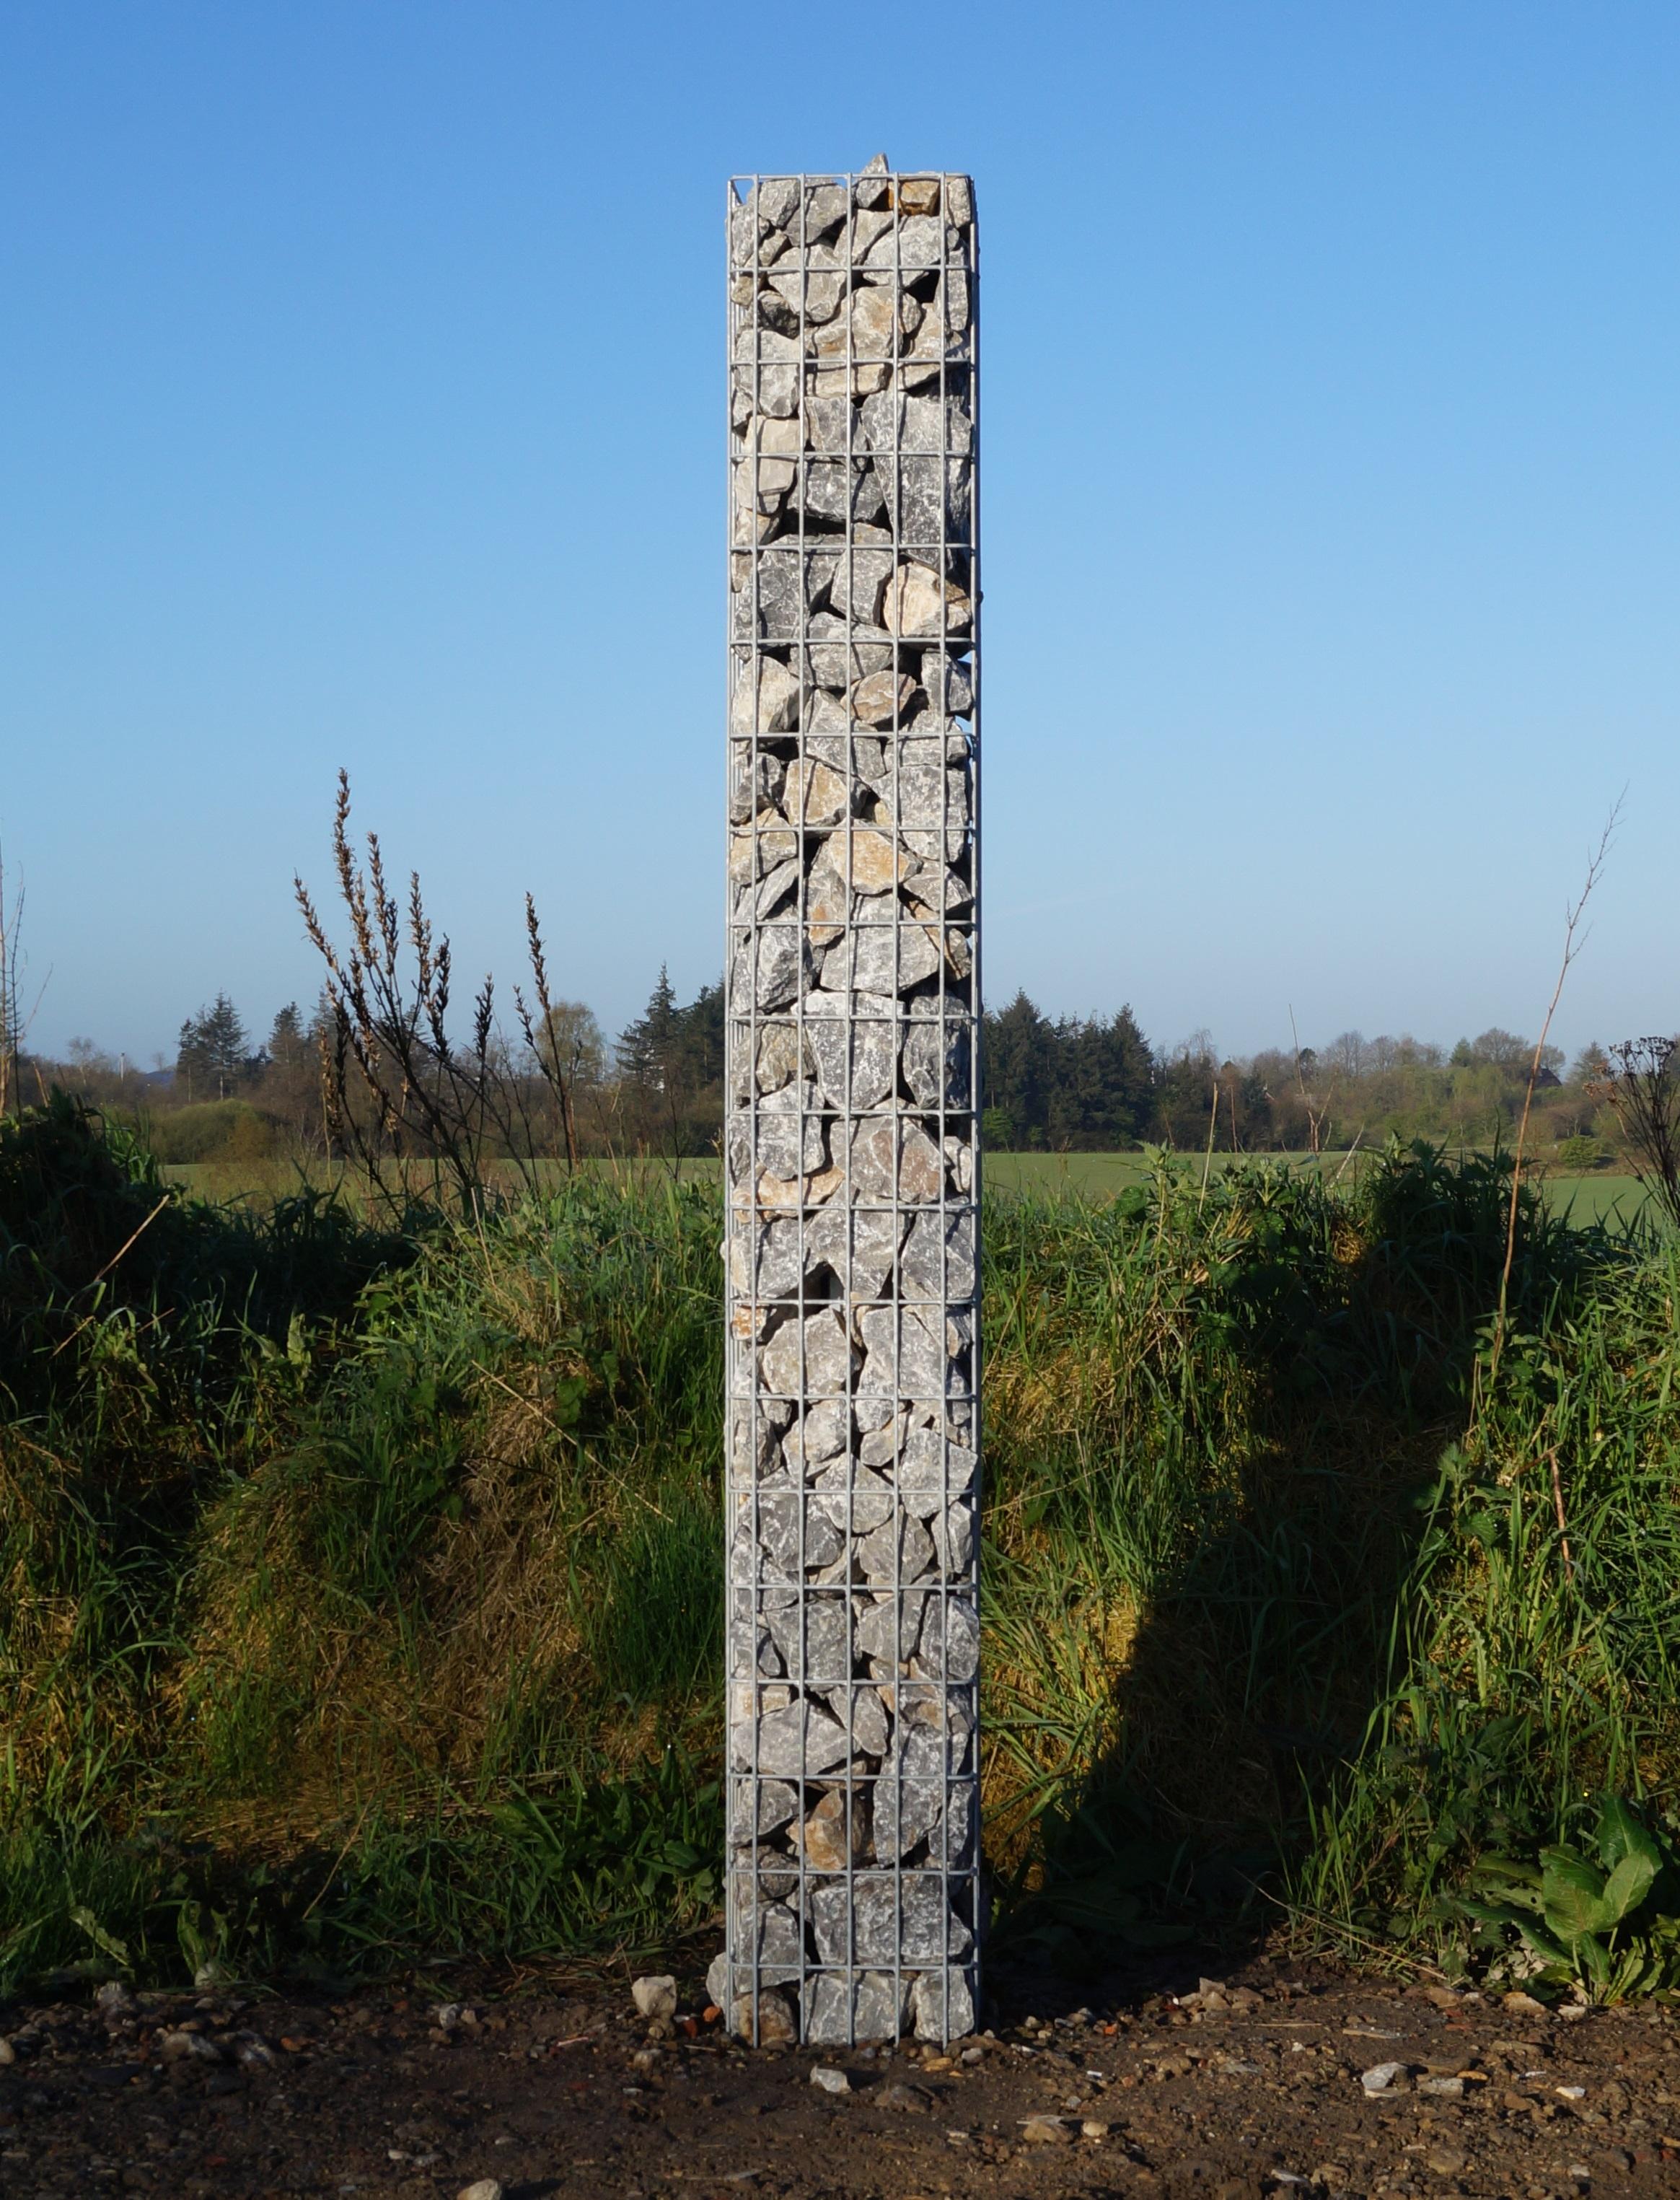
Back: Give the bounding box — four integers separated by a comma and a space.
743, 1699, 853, 1779
848, 1118, 945, 1204
730, 654, 801, 735
767, 267, 846, 325
804, 1968, 906, 2046
760, 1307, 857, 1398
919, 650, 975, 719
912, 1968, 975, 2043
727, 745, 785, 826
811, 1874, 972, 1966
780, 1395, 850, 1469
735, 545, 837, 640
801, 1009, 898, 1113
910, 1591, 980, 1686
900, 1209, 977, 1302
933, 1498, 975, 1576
901, 1014, 971, 1109
764, 1592, 850, 1683
739, 1492, 845, 1581
810, 2063, 851, 2095
856, 1590, 930, 1666
827, 543, 896, 623
821, 921, 942, 996
754, 177, 800, 232
897, 1427, 978, 1507
799, 457, 887, 528
804, 181, 848, 237
862, 214, 949, 269
728, 1776, 800, 1843
858, 390, 973, 459
799, 613, 896, 691
853, 154, 891, 209
731, 924, 807, 1014
856, 1509, 937, 1587
754, 1081, 827, 1179
810, 1463, 894, 1535
857, 1302, 948, 1403
749, 855, 800, 921
899, 453, 972, 548
631, 1975, 677, 2020
804, 1200, 902, 1297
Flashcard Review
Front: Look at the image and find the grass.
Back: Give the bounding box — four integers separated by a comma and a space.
4, 1098, 1679, 1996
161, 1147, 1659, 1231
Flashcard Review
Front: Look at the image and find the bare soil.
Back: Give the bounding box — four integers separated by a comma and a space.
4, 1955, 1679, 2200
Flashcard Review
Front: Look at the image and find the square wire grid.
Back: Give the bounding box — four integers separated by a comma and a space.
721, 167, 982, 2048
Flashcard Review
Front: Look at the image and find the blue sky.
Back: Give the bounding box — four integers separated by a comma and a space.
2, 1, 1676, 1066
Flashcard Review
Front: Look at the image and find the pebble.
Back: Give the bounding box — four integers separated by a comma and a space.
1360, 2061, 1407, 2095
631, 1975, 677, 2021
0, 2041, 13, 2067
1425, 2149, 1467, 2176
1417, 2074, 1464, 2097
1081, 2119, 1110, 2139
809, 2064, 851, 2094
457, 2184, 504, 2200
1020, 2116, 1072, 2144
874, 2081, 931, 2111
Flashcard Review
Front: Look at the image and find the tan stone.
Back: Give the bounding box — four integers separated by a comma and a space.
884, 562, 972, 638
731, 657, 799, 735
845, 828, 904, 894
792, 1789, 868, 1872
753, 1163, 845, 1214
784, 758, 848, 826
850, 671, 918, 727
899, 177, 941, 216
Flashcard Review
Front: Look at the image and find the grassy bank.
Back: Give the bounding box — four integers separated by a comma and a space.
4, 1097, 1679, 1998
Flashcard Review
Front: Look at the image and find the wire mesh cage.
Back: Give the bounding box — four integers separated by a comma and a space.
714, 160, 981, 2048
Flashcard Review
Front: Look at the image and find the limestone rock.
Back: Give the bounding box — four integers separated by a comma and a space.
849, 670, 918, 727
783, 757, 850, 826
793, 1788, 868, 1872
912, 1967, 975, 2042
742, 1699, 853, 1779
760, 1307, 858, 1398
731, 655, 800, 735
884, 563, 972, 638
728, 1776, 799, 1841
764, 1592, 850, 1683
810, 1874, 972, 1966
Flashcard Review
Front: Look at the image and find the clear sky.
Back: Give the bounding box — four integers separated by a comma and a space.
3, 1, 1676, 1068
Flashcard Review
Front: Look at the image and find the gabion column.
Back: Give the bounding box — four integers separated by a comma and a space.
711, 159, 980, 2048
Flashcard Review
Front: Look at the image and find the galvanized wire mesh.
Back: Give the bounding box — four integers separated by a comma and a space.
713, 162, 981, 2049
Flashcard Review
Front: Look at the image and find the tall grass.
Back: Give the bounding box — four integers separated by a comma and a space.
2, 1098, 1676, 1991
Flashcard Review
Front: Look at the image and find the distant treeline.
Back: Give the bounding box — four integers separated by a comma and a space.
17, 974, 1629, 1167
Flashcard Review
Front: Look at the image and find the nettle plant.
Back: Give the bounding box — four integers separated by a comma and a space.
1448, 1797, 1680, 2003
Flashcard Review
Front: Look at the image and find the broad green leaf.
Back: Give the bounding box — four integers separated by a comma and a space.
1599, 1851, 1658, 1927
1596, 1797, 1661, 1878
1540, 1851, 1612, 1943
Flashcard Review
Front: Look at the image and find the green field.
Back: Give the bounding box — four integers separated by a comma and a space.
162, 1146, 1660, 1231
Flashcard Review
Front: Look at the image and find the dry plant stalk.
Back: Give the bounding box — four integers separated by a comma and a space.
1595, 1037, 1680, 1232
295, 771, 581, 1213
0, 837, 45, 1121
1487, 801, 1620, 1395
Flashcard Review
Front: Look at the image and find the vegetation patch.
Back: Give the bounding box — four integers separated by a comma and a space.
2, 1100, 1678, 1998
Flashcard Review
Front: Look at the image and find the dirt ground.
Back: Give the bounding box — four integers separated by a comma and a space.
4, 1953, 1679, 2200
